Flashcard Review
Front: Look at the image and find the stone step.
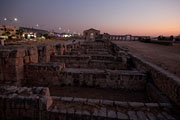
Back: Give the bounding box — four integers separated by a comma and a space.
50, 96, 175, 120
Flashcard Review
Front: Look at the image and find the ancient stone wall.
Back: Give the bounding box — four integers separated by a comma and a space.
130, 52, 180, 105
0, 49, 25, 86
24, 63, 65, 86
110, 42, 180, 105
51, 55, 127, 70
0, 86, 53, 120
58, 68, 146, 90
0, 41, 82, 87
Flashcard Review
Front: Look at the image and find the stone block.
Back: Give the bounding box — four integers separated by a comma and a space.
117, 112, 128, 120
61, 97, 73, 102
88, 99, 100, 103
8, 50, 23, 58
114, 101, 128, 107
145, 103, 159, 107
146, 112, 157, 120
107, 110, 117, 119
128, 111, 138, 120
74, 97, 87, 103
137, 111, 148, 120
98, 107, 107, 118
161, 112, 176, 120
156, 113, 166, 120
24, 56, 30, 64
67, 108, 75, 115
39, 96, 53, 110
129, 102, 144, 107
102, 100, 114, 105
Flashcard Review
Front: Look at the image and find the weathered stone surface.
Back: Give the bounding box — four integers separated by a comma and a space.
107, 110, 117, 119
61, 97, 73, 102
117, 112, 128, 119
128, 111, 138, 120
137, 111, 148, 120
146, 112, 157, 120
145, 103, 159, 107
129, 102, 144, 107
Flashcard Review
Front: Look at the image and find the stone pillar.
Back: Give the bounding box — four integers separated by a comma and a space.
0, 39, 5, 46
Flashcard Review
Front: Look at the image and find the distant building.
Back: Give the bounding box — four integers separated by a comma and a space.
20, 27, 49, 38
83, 28, 100, 41
0, 25, 19, 36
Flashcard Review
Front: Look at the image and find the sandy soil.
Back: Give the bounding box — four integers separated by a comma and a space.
113, 41, 180, 77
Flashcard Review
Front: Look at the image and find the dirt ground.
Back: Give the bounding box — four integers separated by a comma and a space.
113, 41, 180, 77
50, 86, 150, 102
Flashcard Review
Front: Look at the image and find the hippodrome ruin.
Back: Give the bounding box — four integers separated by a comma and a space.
0, 28, 180, 120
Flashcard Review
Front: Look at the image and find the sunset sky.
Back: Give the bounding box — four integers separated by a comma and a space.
0, 0, 180, 36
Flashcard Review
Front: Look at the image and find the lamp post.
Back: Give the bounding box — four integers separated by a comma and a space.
3, 17, 18, 26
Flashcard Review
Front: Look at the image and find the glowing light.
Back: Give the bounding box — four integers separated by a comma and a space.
58, 27, 61, 30
14, 18, 18, 22
34, 33, 37, 37
36, 24, 39, 27
4, 18, 7, 21
57, 34, 61, 38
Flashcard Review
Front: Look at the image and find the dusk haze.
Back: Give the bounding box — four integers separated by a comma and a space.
0, 0, 180, 36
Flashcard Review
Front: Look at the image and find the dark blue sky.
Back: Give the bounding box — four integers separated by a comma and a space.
0, 0, 180, 36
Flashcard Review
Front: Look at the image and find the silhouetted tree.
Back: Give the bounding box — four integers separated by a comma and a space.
16, 29, 23, 39
170, 35, 174, 41
2, 31, 10, 36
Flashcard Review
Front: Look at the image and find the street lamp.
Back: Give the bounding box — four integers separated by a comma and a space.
3, 18, 18, 26
58, 27, 61, 30
36, 24, 39, 27
14, 18, 18, 22
4, 18, 7, 21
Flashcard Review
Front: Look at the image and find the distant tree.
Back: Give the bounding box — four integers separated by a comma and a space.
158, 36, 165, 40
2, 31, 10, 36
43, 34, 49, 39
158, 36, 162, 40
16, 29, 23, 39
170, 35, 174, 41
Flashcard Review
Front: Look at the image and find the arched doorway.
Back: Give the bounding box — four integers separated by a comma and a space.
90, 33, 94, 39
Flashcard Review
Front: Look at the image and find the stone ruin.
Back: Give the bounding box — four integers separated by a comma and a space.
0, 40, 179, 120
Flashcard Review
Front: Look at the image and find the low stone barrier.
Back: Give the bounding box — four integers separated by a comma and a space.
0, 86, 53, 120
48, 97, 175, 120
59, 68, 146, 90
129, 52, 180, 105
51, 55, 128, 70
24, 63, 65, 86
